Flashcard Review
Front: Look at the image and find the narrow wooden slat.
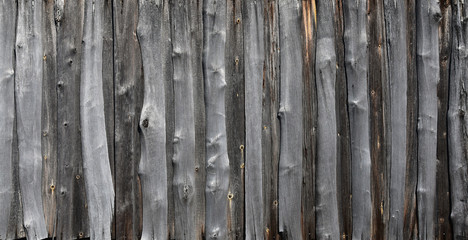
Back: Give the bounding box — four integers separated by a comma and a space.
343, 0, 371, 238
15, 0, 48, 238
448, 1, 468, 237
113, 1, 142, 239
436, 0, 453, 238
262, 1, 281, 238
300, 1, 317, 239
315, 0, 340, 239
244, 0, 264, 239
277, 1, 303, 239
225, 0, 245, 238
41, 0, 58, 237
137, 0, 170, 238
382, 0, 408, 238
0, 1, 16, 238
368, 0, 388, 238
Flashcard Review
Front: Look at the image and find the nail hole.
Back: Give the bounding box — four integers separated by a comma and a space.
239, 145, 244, 150
78, 232, 84, 238
50, 184, 55, 190
142, 119, 149, 128
228, 193, 234, 200
195, 167, 199, 172
236, 18, 241, 24
235, 58, 239, 65
240, 163, 244, 169
273, 200, 278, 206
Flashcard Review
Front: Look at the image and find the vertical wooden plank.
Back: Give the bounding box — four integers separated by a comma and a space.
0, 1, 16, 238
404, 0, 418, 238
382, 0, 408, 238
113, 1, 142, 239
315, 0, 340, 239
448, 1, 468, 237
436, 0, 453, 238
262, 1, 280, 238
343, 0, 371, 238
42, 0, 58, 237
244, 0, 264, 239
191, 0, 206, 238
368, 0, 388, 238
277, 0, 303, 239
170, 0, 198, 238
301, 1, 317, 239
225, 0, 245, 238
55, 1, 89, 238
137, 0, 170, 238
203, 0, 230, 238
80, 0, 115, 238
415, 0, 440, 238
15, 0, 48, 238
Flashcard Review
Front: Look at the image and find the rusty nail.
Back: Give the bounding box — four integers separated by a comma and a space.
240, 163, 244, 169
76, 175, 81, 180
43, 55, 46, 61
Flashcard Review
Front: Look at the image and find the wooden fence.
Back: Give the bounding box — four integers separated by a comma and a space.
0, 0, 466, 239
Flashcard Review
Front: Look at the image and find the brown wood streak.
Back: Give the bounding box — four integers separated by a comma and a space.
368, 0, 387, 238
436, 0, 453, 238
301, 0, 316, 239
404, 0, 418, 238
334, 0, 352, 238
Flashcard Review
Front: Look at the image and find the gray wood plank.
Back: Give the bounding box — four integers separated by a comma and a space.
0, 1, 16, 238
315, 0, 340, 239
113, 1, 143, 239
448, 1, 468, 237
243, 0, 264, 239
203, 0, 230, 238
415, 0, 440, 239
15, 0, 48, 238
170, 0, 198, 238
383, 0, 408, 238
137, 0, 170, 238
80, 0, 115, 238
277, 1, 303, 238
41, 0, 58, 237
342, 0, 371, 238
55, 0, 89, 238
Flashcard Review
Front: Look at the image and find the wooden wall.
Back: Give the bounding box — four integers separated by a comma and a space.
0, 0, 466, 239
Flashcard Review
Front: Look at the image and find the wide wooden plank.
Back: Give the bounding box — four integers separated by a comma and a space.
243, 0, 264, 239
137, 0, 170, 238
113, 1, 142, 239
383, 0, 408, 238
315, 0, 340, 239
0, 1, 16, 238
203, 0, 230, 238
15, 1, 48, 238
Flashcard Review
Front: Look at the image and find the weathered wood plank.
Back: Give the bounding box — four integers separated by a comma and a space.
448, 1, 468, 237
202, 0, 230, 238
343, 0, 371, 238
137, 0, 170, 238
113, 1, 143, 239
315, 0, 340, 239
244, 0, 264, 239
383, 0, 408, 238
41, 0, 58, 237
170, 0, 198, 238
415, 0, 440, 238
0, 1, 16, 238
225, 0, 245, 238
368, 0, 388, 238
436, 0, 453, 238
55, 1, 89, 238
262, 1, 280, 238
277, 1, 303, 239
80, 0, 115, 238
300, 1, 317, 239
15, 0, 48, 238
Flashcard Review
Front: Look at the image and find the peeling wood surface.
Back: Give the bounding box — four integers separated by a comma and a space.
3, 1, 468, 239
